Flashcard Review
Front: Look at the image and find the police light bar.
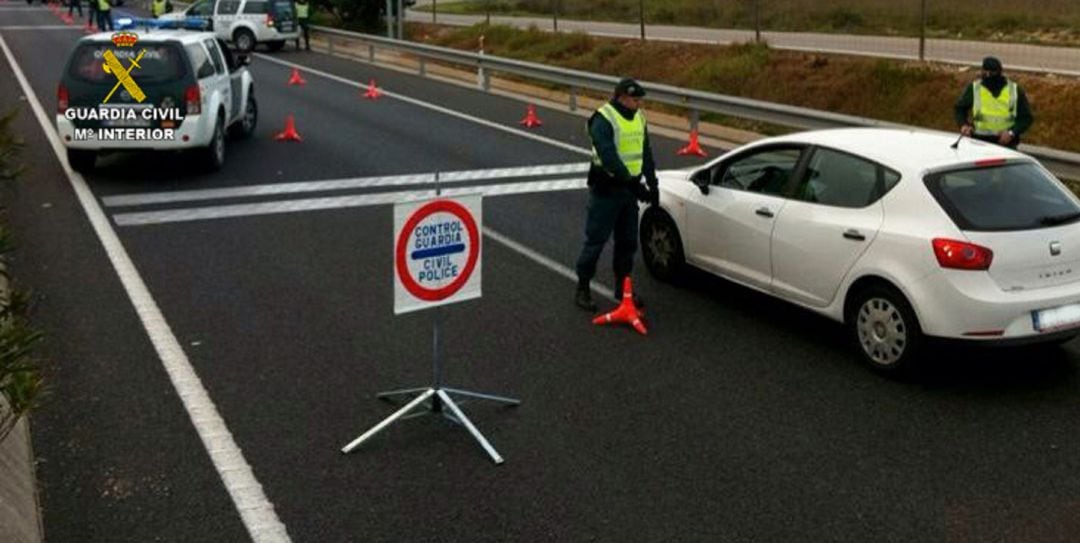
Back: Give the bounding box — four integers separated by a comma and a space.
113, 16, 210, 31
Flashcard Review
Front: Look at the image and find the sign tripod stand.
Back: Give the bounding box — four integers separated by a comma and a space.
341, 175, 520, 465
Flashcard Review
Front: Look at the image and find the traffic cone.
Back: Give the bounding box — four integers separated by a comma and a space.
592, 277, 647, 336
362, 79, 382, 99
519, 104, 543, 128
676, 129, 708, 157
274, 114, 302, 142
287, 68, 306, 86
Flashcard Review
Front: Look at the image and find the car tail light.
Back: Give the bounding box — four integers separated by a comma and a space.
932, 238, 993, 271
57, 84, 69, 114
185, 85, 202, 115
266, 13, 275, 27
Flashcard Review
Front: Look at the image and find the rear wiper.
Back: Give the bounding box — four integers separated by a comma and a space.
1040, 212, 1080, 226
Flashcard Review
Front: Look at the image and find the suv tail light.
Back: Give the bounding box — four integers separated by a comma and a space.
185, 85, 202, 115
932, 238, 993, 270
57, 84, 69, 114
266, 13, 275, 27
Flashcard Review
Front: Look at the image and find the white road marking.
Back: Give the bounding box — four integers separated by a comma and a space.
112, 178, 585, 225
0, 33, 293, 543
0, 25, 79, 29
102, 162, 589, 207
253, 53, 593, 157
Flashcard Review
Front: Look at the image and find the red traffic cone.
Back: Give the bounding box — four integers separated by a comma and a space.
592, 277, 647, 336
519, 104, 543, 128
274, 114, 302, 142
287, 68, 306, 86
362, 79, 382, 99
677, 129, 708, 157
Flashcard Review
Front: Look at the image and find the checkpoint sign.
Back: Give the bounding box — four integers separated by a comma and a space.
394, 195, 482, 314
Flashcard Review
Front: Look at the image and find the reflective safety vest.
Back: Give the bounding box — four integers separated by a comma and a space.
591, 103, 646, 177
295, 1, 309, 19
972, 78, 1018, 136
98, 0, 110, 11
151, 0, 167, 16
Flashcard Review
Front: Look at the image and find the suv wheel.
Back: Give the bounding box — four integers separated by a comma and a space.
234, 29, 256, 53
847, 284, 924, 376
640, 208, 685, 282
229, 93, 257, 139
67, 149, 96, 173
200, 115, 226, 171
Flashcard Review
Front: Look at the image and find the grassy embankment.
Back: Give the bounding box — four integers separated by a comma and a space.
409, 23, 1080, 155
425, 1, 1080, 46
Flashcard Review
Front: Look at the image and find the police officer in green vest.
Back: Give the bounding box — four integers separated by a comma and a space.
955, 56, 1033, 149
151, 0, 170, 18
575, 78, 659, 311
96, 0, 113, 31
295, 0, 311, 51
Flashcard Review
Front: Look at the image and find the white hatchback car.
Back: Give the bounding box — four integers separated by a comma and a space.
641, 128, 1080, 374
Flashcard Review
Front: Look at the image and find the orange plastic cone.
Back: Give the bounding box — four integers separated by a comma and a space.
677, 129, 708, 157
362, 79, 382, 99
274, 114, 302, 142
592, 277, 647, 336
287, 68, 306, 86
519, 104, 543, 128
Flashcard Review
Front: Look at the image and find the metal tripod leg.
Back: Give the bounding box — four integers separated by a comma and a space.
443, 387, 520, 406
436, 389, 503, 465
341, 388, 436, 454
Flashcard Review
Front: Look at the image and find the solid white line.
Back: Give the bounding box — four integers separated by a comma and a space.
253, 53, 593, 157
113, 178, 585, 225
102, 162, 588, 207
0, 33, 293, 543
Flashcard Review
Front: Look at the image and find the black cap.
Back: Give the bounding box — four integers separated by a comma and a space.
614, 78, 646, 98
982, 56, 1003, 72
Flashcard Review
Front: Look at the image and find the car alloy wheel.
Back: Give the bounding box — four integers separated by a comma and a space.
640, 210, 684, 282
856, 296, 908, 367
235, 30, 255, 53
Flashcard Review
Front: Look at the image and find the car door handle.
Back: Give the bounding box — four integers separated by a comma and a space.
755, 207, 774, 218
843, 229, 866, 241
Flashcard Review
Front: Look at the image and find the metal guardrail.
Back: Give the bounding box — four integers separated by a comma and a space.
310, 24, 1080, 178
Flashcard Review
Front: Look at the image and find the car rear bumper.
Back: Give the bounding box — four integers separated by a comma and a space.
912, 269, 1080, 342
57, 114, 212, 151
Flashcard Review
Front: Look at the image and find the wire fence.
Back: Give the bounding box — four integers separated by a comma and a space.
416, 0, 1080, 74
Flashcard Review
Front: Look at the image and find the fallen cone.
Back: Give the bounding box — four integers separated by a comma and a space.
519, 104, 543, 128
592, 277, 647, 336
274, 114, 303, 142
362, 79, 382, 99
287, 68, 306, 86
676, 129, 708, 157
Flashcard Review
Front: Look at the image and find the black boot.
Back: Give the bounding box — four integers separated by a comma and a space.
575, 283, 596, 311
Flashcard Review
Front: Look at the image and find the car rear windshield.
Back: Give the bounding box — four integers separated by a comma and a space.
925, 162, 1080, 232
67, 42, 187, 85
270, 0, 294, 17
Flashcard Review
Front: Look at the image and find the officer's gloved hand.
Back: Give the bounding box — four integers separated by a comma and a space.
633, 182, 651, 203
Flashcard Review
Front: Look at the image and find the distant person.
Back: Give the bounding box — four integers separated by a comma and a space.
295, 0, 311, 50
87, 0, 97, 28
68, 0, 83, 19
954, 56, 1033, 149
96, 0, 113, 31
151, 0, 171, 18
574, 78, 659, 311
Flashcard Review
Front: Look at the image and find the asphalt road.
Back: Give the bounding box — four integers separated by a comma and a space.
4, 4, 1080, 542
407, 10, 1080, 76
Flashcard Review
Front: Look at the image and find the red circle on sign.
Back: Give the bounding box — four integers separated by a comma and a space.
396, 199, 480, 302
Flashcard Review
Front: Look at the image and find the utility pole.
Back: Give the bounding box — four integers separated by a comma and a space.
639, 0, 645, 40
553, 0, 559, 32
919, 0, 927, 61
754, 0, 761, 44
386, 0, 393, 38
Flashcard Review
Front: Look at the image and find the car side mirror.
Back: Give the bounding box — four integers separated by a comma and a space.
691, 169, 710, 195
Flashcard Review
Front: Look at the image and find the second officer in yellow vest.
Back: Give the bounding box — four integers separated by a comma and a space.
151, 0, 171, 18
575, 78, 659, 311
954, 56, 1033, 149
295, 0, 311, 51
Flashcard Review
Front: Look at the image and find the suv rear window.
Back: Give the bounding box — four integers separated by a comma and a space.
242, 0, 267, 13
925, 162, 1080, 232
67, 42, 187, 85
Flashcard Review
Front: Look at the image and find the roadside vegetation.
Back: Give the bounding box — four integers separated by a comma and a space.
426, 0, 1080, 47
409, 23, 1080, 154
0, 110, 44, 443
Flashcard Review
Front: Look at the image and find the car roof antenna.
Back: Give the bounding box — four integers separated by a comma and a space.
950, 133, 964, 150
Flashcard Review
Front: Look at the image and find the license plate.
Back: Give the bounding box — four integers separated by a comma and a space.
102, 118, 152, 128
279, 23, 294, 32
1032, 303, 1080, 332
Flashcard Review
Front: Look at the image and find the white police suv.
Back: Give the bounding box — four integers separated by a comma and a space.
57, 27, 258, 172
159, 0, 299, 52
